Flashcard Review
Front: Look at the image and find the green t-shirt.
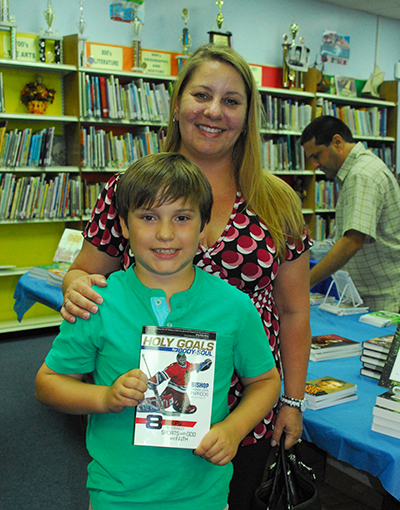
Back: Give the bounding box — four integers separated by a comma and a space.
46, 266, 275, 510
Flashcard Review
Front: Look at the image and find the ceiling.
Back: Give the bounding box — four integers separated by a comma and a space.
317, 0, 400, 20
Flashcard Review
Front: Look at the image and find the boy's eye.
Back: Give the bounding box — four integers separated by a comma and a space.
142, 214, 155, 221
176, 215, 189, 222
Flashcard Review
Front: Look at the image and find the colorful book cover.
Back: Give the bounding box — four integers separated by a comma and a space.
362, 335, 393, 354
305, 376, 357, 403
134, 326, 216, 449
359, 310, 400, 328
311, 334, 360, 352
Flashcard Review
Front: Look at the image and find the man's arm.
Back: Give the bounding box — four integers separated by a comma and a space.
310, 229, 365, 289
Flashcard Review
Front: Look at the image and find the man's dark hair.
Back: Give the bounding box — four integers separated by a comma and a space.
300, 115, 354, 146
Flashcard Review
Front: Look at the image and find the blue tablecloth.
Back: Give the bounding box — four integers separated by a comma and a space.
305, 306, 400, 501
13, 273, 63, 321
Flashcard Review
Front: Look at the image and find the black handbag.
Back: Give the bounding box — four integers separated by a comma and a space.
251, 433, 321, 510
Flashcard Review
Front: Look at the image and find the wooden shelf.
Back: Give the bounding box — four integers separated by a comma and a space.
316, 92, 395, 107
0, 112, 79, 122
0, 266, 31, 277
0, 315, 62, 334
0, 58, 76, 75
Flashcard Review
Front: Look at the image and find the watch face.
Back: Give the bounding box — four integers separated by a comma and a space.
301, 398, 308, 412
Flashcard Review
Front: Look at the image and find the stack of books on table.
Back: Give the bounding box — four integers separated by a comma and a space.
371, 322, 400, 438
359, 310, 400, 328
305, 376, 358, 410
372, 392, 400, 439
310, 334, 361, 361
360, 334, 393, 380
28, 262, 71, 288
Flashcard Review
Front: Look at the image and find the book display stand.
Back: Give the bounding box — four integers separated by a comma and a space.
319, 270, 369, 316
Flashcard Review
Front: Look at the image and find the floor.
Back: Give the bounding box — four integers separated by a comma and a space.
296, 441, 400, 510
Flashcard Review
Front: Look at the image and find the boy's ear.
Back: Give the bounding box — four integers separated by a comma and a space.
119, 215, 129, 240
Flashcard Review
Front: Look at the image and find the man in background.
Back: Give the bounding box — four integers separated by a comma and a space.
301, 115, 400, 312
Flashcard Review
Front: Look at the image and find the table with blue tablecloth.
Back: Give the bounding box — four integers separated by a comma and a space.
13, 272, 63, 321
305, 305, 400, 501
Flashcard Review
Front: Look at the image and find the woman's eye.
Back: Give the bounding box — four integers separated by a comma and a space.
225, 98, 238, 105
194, 92, 208, 100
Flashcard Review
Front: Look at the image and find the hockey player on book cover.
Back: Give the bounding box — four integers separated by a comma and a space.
138, 352, 212, 414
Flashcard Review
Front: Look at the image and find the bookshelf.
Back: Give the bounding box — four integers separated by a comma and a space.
0, 36, 398, 333
0, 52, 80, 332
305, 69, 398, 240
258, 85, 316, 225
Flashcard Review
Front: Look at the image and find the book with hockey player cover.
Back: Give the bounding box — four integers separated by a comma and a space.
134, 326, 216, 449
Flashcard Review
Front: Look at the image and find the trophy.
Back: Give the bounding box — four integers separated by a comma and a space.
38, 0, 62, 64
131, 6, 144, 72
176, 9, 192, 71
208, 1, 232, 47
77, 0, 87, 67
282, 23, 310, 89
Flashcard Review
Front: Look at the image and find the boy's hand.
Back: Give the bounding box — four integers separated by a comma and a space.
104, 369, 148, 413
193, 421, 241, 466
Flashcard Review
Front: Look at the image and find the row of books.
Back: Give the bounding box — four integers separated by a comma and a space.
315, 99, 388, 138
82, 180, 104, 215
261, 136, 305, 172
314, 214, 335, 242
80, 126, 163, 169
0, 73, 4, 113
263, 96, 312, 132
0, 172, 81, 220
315, 179, 338, 210
0, 125, 55, 168
80, 73, 171, 123
361, 141, 394, 171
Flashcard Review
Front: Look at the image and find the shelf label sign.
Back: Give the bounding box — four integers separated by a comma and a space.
249, 65, 262, 88
142, 50, 171, 76
1, 33, 37, 61
87, 44, 123, 71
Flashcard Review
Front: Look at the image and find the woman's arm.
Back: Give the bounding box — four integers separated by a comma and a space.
61, 240, 122, 323
272, 250, 311, 448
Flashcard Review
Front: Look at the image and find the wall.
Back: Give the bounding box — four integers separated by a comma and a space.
9, 0, 400, 80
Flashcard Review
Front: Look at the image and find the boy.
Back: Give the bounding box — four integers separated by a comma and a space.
36, 152, 280, 510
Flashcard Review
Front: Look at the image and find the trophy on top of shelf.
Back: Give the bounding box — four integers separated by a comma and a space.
0, 0, 17, 60
282, 23, 310, 90
208, 1, 232, 48
176, 9, 192, 72
130, 1, 146, 72
77, 0, 87, 67
38, 0, 62, 64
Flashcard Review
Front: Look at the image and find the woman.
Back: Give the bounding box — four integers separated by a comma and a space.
62, 44, 311, 510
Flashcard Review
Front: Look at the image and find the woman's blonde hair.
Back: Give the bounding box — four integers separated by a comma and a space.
164, 44, 306, 261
